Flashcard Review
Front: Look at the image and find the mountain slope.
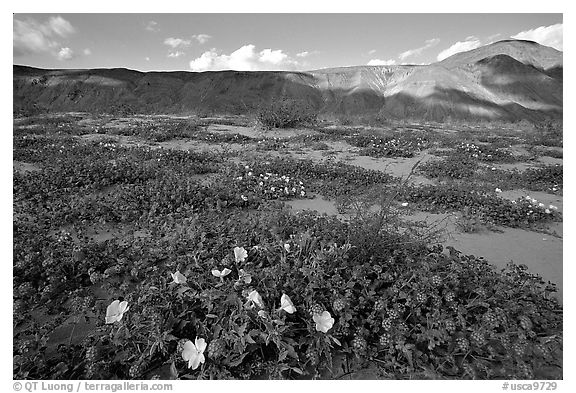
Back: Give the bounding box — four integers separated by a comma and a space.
13, 40, 562, 122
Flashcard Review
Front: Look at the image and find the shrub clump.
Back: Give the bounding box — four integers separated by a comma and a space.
256, 99, 318, 129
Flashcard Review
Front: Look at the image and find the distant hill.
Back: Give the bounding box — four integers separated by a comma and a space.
13, 40, 562, 122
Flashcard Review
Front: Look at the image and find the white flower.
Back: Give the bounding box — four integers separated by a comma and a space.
549, 205, 558, 210
234, 247, 248, 263
105, 300, 129, 324
284, 187, 289, 194
279, 294, 296, 314
538, 203, 545, 207
171, 271, 187, 284
236, 176, 243, 181
248, 172, 253, 176
257, 310, 269, 319
401, 202, 408, 207
247, 290, 264, 308
300, 191, 305, 196
495, 188, 502, 193
491, 167, 496, 171
182, 338, 207, 370
313, 311, 334, 333
241, 195, 248, 201
271, 187, 276, 192
545, 209, 551, 214
211, 268, 232, 278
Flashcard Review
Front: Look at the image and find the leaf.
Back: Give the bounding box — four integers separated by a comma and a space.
206, 314, 218, 318
290, 367, 304, 375
330, 336, 342, 346
169, 362, 178, 379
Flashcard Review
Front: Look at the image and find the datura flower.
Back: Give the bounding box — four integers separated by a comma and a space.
279, 294, 296, 314
182, 338, 207, 370
313, 311, 334, 333
171, 271, 187, 284
105, 300, 129, 324
234, 247, 248, 263
211, 268, 232, 278
247, 290, 264, 308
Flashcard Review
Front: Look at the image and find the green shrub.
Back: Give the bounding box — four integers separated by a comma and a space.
256, 99, 318, 129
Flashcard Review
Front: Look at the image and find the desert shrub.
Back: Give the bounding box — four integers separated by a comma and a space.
256, 99, 318, 129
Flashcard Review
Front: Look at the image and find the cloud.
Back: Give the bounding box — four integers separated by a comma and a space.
511, 23, 562, 51
368, 49, 377, 55
436, 37, 482, 61
296, 51, 310, 58
367, 58, 396, 66
83, 48, 92, 56
164, 37, 192, 48
145, 21, 160, 32
192, 34, 211, 44
168, 51, 185, 58
145, 57, 150, 61
189, 44, 300, 71
57, 47, 74, 61
13, 16, 76, 57
399, 38, 440, 60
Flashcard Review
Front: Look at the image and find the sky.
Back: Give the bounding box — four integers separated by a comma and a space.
12, 13, 563, 72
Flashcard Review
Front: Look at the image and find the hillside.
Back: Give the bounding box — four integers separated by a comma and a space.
13, 40, 562, 122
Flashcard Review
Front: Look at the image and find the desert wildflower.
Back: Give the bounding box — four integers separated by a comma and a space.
247, 290, 264, 308
211, 268, 231, 279
105, 300, 129, 324
182, 338, 207, 370
495, 188, 502, 193
549, 205, 558, 210
234, 246, 248, 263
401, 202, 408, 207
545, 209, 551, 214
279, 294, 296, 314
284, 243, 291, 252
171, 271, 187, 284
313, 311, 334, 333
301, 191, 305, 196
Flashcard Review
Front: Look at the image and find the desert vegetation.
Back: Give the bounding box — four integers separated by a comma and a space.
13, 109, 562, 380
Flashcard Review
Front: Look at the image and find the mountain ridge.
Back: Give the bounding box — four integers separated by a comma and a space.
13, 40, 562, 122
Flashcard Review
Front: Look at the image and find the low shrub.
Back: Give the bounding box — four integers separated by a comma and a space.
256, 99, 318, 129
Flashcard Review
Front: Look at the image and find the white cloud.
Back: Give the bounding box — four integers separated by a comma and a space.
189, 44, 299, 71
145, 57, 150, 61
48, 16, 75, 37
57, 47, 74, 61
168, 51, 185, 58
399, 38, 440, 60
367, 59, 396, 66
368, 49, 377, 55
145, 21, 159, 32
192, 34, 211, 44
297, 51, 309, 58
259, 48, 288, 64
436, 37, 482, 61
13, 16, 75, 57
164, 37, 192, 49
511, 23, 562, 51
83, 48, 92, 56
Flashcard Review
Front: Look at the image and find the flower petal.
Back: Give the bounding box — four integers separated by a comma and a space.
211, 269, 221, 277
195, 337, 207, 353
118, 301, 129, 314
221, 268, 231, 277
182, 341, 195, 362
